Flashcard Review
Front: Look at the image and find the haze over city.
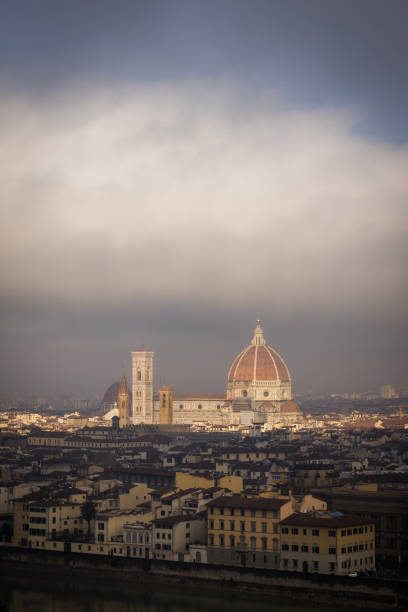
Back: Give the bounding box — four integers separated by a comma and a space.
1, 0, 407, 397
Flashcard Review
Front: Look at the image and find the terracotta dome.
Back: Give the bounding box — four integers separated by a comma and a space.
102, 380, 132, 406
228, 322, 290, 383
102, 381, 120, 405
280, 400, 301, 414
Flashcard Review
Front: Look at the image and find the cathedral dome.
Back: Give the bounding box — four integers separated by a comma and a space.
102, 380, 132, 406
102, 381, 120, 405
228, 321, 290, 383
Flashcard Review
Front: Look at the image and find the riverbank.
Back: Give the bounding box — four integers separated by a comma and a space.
1, 546, 406, 610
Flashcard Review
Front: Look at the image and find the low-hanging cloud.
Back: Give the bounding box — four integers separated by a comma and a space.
1, 82, 407, 317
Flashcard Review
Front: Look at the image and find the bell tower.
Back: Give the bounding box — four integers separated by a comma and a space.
159, 386, 173, 425
131, 350, 154, 423
118, 371, 131, 428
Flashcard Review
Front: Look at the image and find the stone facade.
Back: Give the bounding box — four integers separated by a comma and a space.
131, 350, 154, 424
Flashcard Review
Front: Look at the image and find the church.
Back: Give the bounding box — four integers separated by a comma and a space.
102, 321, 303, 428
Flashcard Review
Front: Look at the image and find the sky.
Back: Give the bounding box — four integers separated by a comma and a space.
1, 0, 407, 397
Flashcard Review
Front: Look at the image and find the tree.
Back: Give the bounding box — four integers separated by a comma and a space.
81, 500, 96, 536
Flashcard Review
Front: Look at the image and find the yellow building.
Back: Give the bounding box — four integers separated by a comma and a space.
175, 472, 214, 490
206, 494, 293, 569
280, 511, 375, 575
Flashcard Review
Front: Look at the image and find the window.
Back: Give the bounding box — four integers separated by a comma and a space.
282, 543, 289, 551
291, 544, 299, 551
312, 546, 319, 553
209, 519, 214, 529
329, 562, 335, 572
229, 521, 235, 531
219, 534, 224, 546
273, 524, 278, 534
240, 521, 245, 532
262, 537, 267, 551
229, 535, 235, 548
293, 559, 298, 569
282, 527, 289, 534
291, 528, 299, 535
251, 522, 256, 532
250, 536, 256, 550
301, 545, 308, 552
341, 530, 346, 536
209, 535, 214, 545
313, 561, 319, 571
312, 529, 319, 536
341, 547, 346, 554
328, 547, 336, 555
98, 523, 105, 530
251, 509, 256, 517
302, 528, 307, 535
262, 510, 267, 518
328, 530, 336, 537
220, 520, 224, 530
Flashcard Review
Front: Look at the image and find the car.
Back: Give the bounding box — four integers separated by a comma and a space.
348, 572, 358, 578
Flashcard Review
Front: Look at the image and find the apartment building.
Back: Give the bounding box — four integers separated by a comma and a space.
206, 495, 293, 569
280, 511, 375, 575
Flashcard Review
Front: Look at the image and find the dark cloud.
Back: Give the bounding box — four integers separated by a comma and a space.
1, 1, 408, 140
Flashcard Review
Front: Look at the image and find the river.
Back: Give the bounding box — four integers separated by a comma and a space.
0, 570, 354, 612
